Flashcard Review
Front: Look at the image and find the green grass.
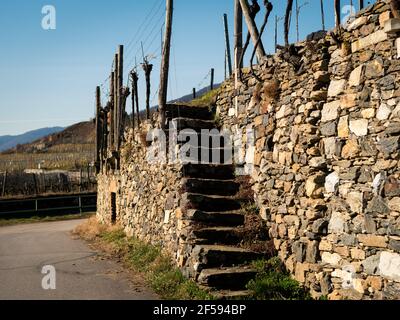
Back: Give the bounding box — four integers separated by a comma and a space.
96, 229, 214, 300
188, 89, 219, 107
0, 212, 95, 227
246, 257, 312, 300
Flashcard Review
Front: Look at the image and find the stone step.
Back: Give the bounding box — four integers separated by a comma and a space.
183, 193, 241, 212
165, 104, 214, 121
178, 147, 233, 165
212, 290, 253, 300
186, 209, 245, 226
182, 163, 235, 180
182, 178, 239, 196
193, 245, 264, 269
197, 267, 257, 290
193, 227, 240, 245
170, 118, 217, 132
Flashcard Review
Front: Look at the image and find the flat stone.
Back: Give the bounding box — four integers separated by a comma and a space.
361, 108, 375, 119
342, 139, 360, 159
351, 30, 388, 53
328, 79, 347, 97
351, 248, 366, 260
349, 119, 368, 137
362, 254, 381, 275
377, 104, 392, 120
309, 157, 326, 169
346, 192, 363, 214
328, 212, 346, 234
338, 116, 349, 138
305, 173, 325, 198
325, 172, 339, 193
384, 18, 400, 34
321, 252, 342, 267
321, 101, 340, 122
357, 234, 387, 248
347, 16, 368, 30
348, 65, 364, 87
378, 252, 400, 282
321, 121, 337, 136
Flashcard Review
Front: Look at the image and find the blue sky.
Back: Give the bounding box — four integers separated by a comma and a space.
0, 0, 376, 136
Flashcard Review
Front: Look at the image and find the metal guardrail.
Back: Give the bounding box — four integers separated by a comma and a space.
0, 193, 97, 217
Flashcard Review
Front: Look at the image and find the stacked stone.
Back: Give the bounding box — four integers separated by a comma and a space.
215, 0, 400, 300
96, 116, 192, 267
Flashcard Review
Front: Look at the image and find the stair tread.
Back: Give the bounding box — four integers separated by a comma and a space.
212, 289, 253, 300
199, 266, 257, 276
185, 192, 238, 200
195, 244, 259, 253
188, 209, 243, 215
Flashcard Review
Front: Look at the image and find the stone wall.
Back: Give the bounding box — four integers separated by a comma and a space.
215, 0, 400, 299
97, 119, 194, 266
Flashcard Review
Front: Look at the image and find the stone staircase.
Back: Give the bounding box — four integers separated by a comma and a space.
165, 104, 269, 299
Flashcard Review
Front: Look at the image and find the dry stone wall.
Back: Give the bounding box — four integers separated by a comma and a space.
216, 0, 400, 299
97, 119, 194, 267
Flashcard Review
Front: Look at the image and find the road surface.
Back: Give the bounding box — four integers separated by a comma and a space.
0, 219, 158, 300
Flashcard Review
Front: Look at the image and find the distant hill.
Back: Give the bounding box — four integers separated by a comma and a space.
1, 121, 95, 154
0, 121, 96, 171
0, 127, 64, 152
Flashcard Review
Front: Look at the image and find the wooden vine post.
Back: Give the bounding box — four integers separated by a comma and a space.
142, 60, 153, 120
334, 0, 341, 30
95, 86, 101, 174
223, 13, 233, 76
238, 0, 265, 60
117, 45, 124, 150
158, 0, 173, 130
284, 0, 294, 47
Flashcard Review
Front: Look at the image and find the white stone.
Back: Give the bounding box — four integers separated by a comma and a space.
228, 108, 236, 117
378, 252, 400, 282
328, 79, 347, 97
349, 119, 368, 137
328, 212, 346, 234
376, 104, 392, 120
351, 30, 388, 52
346, 192, 363, 214
347, 16, 368, 31
321, 101, 340, 122
349, 65, 364, 87
322, 252, 342, 267
397, 38, 400, 59
325, 172, 340, 193
164, 210, 171, 224
276, 105, 286, 119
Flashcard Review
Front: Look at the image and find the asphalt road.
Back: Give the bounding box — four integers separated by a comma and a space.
0, 219, 158, 300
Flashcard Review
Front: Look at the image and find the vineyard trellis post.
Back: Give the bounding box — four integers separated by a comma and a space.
158, 0, 174, 130
142, 59, 153, 120
335, 0, 341, 30
284, 0, 294, 47
238, 0, 265, 60
95, 86, 101, 174
210, 68, 215, 90
223, 13, 233, 76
